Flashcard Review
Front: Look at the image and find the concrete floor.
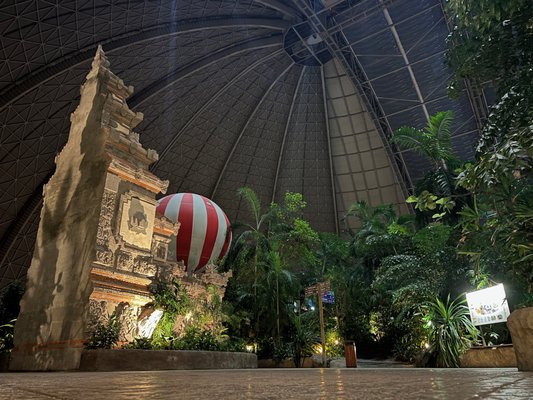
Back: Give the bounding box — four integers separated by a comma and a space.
1, 368, 532, 399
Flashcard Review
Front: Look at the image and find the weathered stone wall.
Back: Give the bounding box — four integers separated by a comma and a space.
10, 48, 113, 371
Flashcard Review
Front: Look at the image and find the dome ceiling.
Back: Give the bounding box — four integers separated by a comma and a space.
0, 0, 482, 287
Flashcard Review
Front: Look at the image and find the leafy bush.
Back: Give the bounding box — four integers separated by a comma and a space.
150, 278, 191, 346
272, 340, 292, 364
220, 337, 247, 353
422, 295, 479, 367
0, 320, 15, 353
0, 282, 24, 352
85, 314, 121, 349
172, 326, 226, 351
151, 278, 191, 316
290, 313, 319, 367
123, 337, 154, 350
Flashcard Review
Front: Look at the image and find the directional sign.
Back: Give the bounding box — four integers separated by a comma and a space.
305, 281, 330, 297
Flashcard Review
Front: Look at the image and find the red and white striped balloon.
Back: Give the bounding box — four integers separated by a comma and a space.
156, 193, 232, 272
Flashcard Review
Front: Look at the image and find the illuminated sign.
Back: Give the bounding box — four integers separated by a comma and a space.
466, 284, 510, 326
322, 290, 335, 304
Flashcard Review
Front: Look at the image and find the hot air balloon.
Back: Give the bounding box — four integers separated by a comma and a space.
156, 193, 232, 273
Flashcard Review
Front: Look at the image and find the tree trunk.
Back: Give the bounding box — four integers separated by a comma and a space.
276, 276, 280, 339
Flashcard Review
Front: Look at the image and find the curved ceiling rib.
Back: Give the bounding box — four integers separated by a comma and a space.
0, 17, 289, 111
320, 65, 339, 234
129, 34, 283, 107
151, 49, 285, 170
211, 62, 297, 199
271, 66, 306, 202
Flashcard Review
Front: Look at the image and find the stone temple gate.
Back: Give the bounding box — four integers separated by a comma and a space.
9, 47, 231, 371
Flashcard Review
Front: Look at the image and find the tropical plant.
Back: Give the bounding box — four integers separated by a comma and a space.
223, 187, 273, 339
0, 320, 15, 353
123, 337, 153, 350
446, 0, 532, 99
224, 188, 320, 345
150, 278, 191, 345
85, 314, 121, 349
290, 312, 320, 367
264, 250, 294, 340
0, 282, 24, 354
445, 0, 532, 302
391, 111, 457, 171
0, 282, 24, 325
422, 295, 479, 367
172, 326, 225, 351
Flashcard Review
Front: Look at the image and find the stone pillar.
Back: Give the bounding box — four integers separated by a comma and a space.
9, 46, 142, 370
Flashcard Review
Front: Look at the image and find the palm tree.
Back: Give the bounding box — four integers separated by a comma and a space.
343, 201, 413, 246
342, 201, 414, 280
392, 111, 471, 223
264, 250, 294, 340
235, 187, 274, 284
343, 201, 397, 235
391, 111, 457, 171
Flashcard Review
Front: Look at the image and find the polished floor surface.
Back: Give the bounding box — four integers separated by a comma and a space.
1, 368, 532, 399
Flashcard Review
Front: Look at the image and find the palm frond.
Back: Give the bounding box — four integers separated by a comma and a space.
427, 111, 453, 146
391, 126, 430, 157
237, 187, 261, 228
344, 200, 370, 220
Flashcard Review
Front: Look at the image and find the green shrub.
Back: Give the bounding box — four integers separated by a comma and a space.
0, 282, 24, 353
123, 337, 153, 350
422, 295, 479, 367
0, 320, 15, 353
290, 313, 319, 367
85, 314, 121, 349
172, 326, 224, 351
150, 278, 192, 346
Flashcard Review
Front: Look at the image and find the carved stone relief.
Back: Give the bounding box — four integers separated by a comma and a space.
118, 191, 156, 251
87, 299, 109, 333
95, 249, 114, 266
96, 189, 116, 248
116, 302, 140, 342
117, 251, 134, 272
134, 257, 157, 276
